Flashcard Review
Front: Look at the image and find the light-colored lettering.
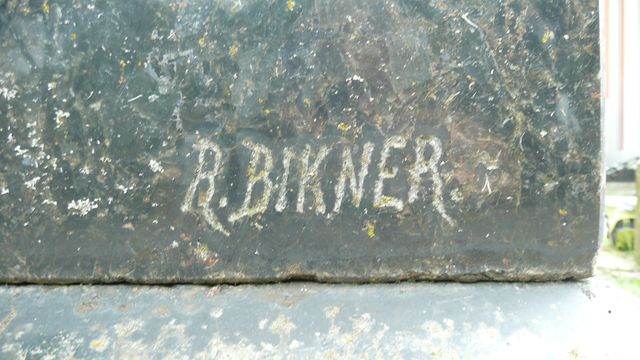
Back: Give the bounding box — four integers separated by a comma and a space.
275, 148, 294, 213
297, 144, 331, 214
373, 135, 406, 212
181, 139, 229, 236
228, 139, 274, 223
333, 142, 375, 212
408, 136, 455, 226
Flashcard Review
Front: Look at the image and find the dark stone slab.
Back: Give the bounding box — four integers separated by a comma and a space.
0, 0, 601, 283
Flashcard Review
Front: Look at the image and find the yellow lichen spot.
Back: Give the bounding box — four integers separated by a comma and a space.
192, 243, 218, 266
228, 43, 239, 59
558, 209, 568, 216
287, 0, 296, 11
367, 221, 375, 239
324, 306, 340, 319
89, 337, 109, 352
542, 30, 554, 44
374, 195, 397, 209
70, 33, 77, 41
42, 1, 50, 15
287, 263, 302, 274
337, 122, 349, 132
270, 314, 296, 336
198, 33, 207, 47
194, 244, 209, 261
118, 60, 127, 85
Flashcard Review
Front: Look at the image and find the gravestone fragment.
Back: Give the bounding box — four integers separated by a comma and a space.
0, 0, 601, 283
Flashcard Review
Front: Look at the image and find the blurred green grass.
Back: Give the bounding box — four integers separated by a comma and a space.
612, 277, 640, 296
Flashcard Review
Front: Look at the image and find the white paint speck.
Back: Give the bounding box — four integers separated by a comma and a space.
42, 199, 57, 206
450, 188, 463, 203
289, 339, 303, 350
149, 159, 165, 173
54, 109, 70, 128
127, 94, 143, 103
116, 184, 135, 194
67, 198, 99, 216
24, 177, 41, 190
0, 86, 17, 100
347, 74, 364, 82
14, 145, 28, 156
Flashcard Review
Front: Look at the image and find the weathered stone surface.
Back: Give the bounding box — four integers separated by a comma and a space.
2, 281, 639, 359
0, 0, 601, 283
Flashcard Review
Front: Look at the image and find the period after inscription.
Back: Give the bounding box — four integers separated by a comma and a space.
0, 0, 601, 283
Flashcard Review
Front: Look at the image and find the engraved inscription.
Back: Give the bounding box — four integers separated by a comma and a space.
181, 140, 229, 236
182, 134, 454, 236
228, 140, 274, 223
373, 135, 406, 212
332, 142, 375, 213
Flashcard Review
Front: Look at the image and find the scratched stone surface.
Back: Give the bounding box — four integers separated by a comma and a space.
0, 0, 601, 283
